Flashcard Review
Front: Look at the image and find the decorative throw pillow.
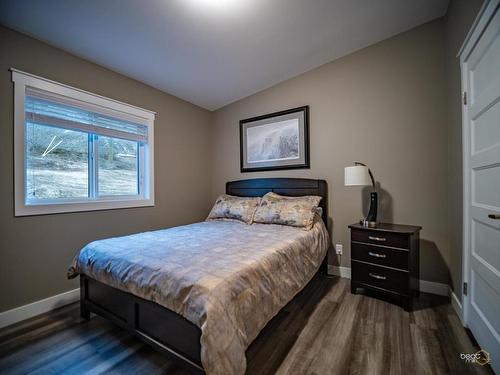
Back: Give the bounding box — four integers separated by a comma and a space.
207, 194, 261, 224
254, 192, 322, 230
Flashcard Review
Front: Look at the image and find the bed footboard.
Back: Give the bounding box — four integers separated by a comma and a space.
80, 275, 204, 374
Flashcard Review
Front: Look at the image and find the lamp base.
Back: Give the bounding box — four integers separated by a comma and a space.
366, 191, 378, 223
360, 219, 378, 228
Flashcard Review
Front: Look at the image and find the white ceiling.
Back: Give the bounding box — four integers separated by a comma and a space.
0, 0, 449, 110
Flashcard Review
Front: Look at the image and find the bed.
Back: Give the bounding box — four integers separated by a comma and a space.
69, 178, 329, 374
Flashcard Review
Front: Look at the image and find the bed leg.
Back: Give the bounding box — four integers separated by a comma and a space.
80, 302, 90, 321
320, 254, 329, 276
80, 276, 90, 321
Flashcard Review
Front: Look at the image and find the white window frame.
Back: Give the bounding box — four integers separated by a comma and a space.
12, 69, 155, 216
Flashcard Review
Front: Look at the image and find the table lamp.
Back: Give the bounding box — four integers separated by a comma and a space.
344, 162, 378, 227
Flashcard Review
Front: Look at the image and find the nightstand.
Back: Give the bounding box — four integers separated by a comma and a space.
349, 223, 421, 311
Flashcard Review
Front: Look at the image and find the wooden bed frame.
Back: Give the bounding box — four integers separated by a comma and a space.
80, 178, 328, 374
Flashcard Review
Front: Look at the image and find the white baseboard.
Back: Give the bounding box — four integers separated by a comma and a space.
450, 289, 464, 324
328, 265, 351, 278
328, 265, 449, 297
0, 288, 80, 329
0, 271, 465, 330
419, 279, 449, 296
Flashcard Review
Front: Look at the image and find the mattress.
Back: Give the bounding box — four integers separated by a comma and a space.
68, 219, 329, 375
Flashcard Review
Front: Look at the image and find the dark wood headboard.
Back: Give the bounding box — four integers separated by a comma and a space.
226, 178, 328, 225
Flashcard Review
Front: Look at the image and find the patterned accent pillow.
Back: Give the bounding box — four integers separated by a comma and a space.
207, 194, 261, 224
254, 192, 322, 230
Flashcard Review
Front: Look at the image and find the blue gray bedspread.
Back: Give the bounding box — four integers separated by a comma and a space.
68, 219, 329, 375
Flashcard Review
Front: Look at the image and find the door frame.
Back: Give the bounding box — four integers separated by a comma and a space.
460, 0, 500, 327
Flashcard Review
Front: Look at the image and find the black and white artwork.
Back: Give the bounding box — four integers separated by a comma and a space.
240, 106, 309, 172
246, 119, 299, 163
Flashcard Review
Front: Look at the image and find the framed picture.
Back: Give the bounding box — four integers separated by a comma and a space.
239, 106, 309, 172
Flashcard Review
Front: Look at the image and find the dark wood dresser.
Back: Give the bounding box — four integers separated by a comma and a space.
349, 223, 422, 311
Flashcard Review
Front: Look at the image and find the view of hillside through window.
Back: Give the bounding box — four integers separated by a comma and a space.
26, 123, 138, 200
98, 136, 138, 196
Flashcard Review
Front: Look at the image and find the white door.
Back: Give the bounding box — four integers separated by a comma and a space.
462, 1, 500, 372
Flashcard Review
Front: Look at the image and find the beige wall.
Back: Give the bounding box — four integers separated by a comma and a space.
0, 2, 485, 314
0, 26, 213, 312
211, 20, 451, 283
444, 0, 483, 300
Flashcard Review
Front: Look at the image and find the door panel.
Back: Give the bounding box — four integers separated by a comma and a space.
472, 99, 500, 153
470, 30, 500, 99
471, 270, 500, 339
471, 254, 500, 298
473, 164, 500, 207
471, 205, 500, 229
463, 3, 500, 372
473, 219, 500, 271
470, 145, 500, 169
470, 78, 500, 121
469, 271, 500, 372
468, 8, 500, 105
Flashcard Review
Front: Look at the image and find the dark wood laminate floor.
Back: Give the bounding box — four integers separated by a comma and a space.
0, 277, 493, 375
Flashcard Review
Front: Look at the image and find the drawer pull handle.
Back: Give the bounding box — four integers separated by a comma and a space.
369, 272, 387, 280
488, 214, 500, 220
368, 251, 387, 258
368, 236, 387, 242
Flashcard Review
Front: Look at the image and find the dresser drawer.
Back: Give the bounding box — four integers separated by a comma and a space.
351, 242, 408, 270
352, 260, 409, 295
351, 229, 409, 249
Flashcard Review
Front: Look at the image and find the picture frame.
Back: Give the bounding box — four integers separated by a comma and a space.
239, 106, 310, 172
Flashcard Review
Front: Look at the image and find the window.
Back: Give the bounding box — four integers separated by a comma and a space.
12, 69, 155, 216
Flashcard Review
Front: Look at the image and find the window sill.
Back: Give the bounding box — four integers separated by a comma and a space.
14, 198, 155, 216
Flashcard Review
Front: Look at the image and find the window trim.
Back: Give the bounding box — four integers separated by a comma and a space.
12, 68, 156, 216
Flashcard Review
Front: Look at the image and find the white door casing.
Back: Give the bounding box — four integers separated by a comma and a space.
460, 0, 500, 372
